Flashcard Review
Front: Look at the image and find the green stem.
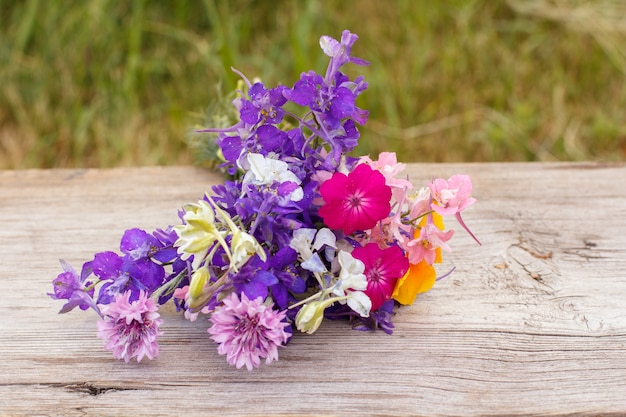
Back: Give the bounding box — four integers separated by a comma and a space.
150, 268, 187, 302
288, 291, 323, 309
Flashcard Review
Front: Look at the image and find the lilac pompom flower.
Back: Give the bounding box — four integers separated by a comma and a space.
208, 292, 289, 370
96, 290, 163, 363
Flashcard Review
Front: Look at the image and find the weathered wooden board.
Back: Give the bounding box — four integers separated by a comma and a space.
1, 163, 625, 417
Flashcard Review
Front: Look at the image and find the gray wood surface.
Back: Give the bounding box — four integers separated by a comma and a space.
1, 163, 625, 416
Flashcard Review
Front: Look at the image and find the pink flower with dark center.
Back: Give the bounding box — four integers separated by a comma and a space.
318, 163, 392, 235
351, 243, 409, 311
208, 292, 289, 370
96, 290, 163, 363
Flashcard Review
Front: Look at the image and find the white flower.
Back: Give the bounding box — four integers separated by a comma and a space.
242, 153, 303, 202
289, 228, 317, 261
346, 290, 372, 318
408, 186, 431, 218
335, 250, 367, 292
332, 250, 371, 317
290, 228, 337, 273
312, 228, 337, 261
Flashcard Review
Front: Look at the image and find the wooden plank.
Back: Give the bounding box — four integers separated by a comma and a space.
1, 163, 625, 416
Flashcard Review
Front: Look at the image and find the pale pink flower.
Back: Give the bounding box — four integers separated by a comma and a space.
428, 174, 476, 216
428, 175, 481, 245
408, 186, 432, 220
404, 222, 454, 265
361, 152, 413, 192
96, 290, 163, 363
208, 292, 289, 370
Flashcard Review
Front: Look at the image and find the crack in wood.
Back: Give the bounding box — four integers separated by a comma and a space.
50, 382, 146, 396
506, 243, 557, 288
563, 244, 609, 261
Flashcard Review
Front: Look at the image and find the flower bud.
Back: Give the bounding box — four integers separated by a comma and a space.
188, 267, 210, 310
295, 299, 333, 334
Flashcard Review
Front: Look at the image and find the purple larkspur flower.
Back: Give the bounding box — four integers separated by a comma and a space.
208, 292, 289, 370
268, 247, 306, 309
287, 71, 325, 112
286, 71, 357, 130
120, 228, 158, 261
151, 226, 180, 264
351, 299, 395, 334
216, 125, 291, 174
218, 135, 244, 172
255, 124, 289, 155
320, 29, 369, 82
239, 82, 288, 125
96, 290, 163, 363
48, 259, 99, 315
91, 250, 165, 305
121, 227, 179, 264
230, 256, 278, 301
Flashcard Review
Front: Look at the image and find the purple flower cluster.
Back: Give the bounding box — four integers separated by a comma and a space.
49, 30, 372, 368
49, 29, 478, 370
49, 228, 183, 315
209, 30, 368, 175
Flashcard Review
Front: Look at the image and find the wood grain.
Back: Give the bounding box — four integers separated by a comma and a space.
1, 163, 625, 417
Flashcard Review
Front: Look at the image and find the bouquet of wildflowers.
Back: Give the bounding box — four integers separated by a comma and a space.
49, 30, 479, 370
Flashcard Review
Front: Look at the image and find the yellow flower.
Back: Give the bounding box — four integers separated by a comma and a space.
392, 260, 437, 305
204, 195, 266, 270
173, 199, 229, 270
230, 229, 266, 268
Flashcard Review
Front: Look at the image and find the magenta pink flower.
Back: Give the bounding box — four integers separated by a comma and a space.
318, 163, 392, 235
351, 243, 409, 311
96, 290, 163, 363
208, 292, 289, 370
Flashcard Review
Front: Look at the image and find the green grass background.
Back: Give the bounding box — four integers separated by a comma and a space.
2, 0, 626, 169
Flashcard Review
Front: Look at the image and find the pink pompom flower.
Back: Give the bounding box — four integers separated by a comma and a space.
96, 290, 163, 363
208, 292, 290, 370
318, 163, 392, 235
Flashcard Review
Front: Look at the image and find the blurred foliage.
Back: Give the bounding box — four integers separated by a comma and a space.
1, 0, 626, 168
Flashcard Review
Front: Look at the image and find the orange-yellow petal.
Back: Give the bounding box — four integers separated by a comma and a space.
418, 211, 444, 230
392, 260, 437, 305
434, 247, 442, 264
